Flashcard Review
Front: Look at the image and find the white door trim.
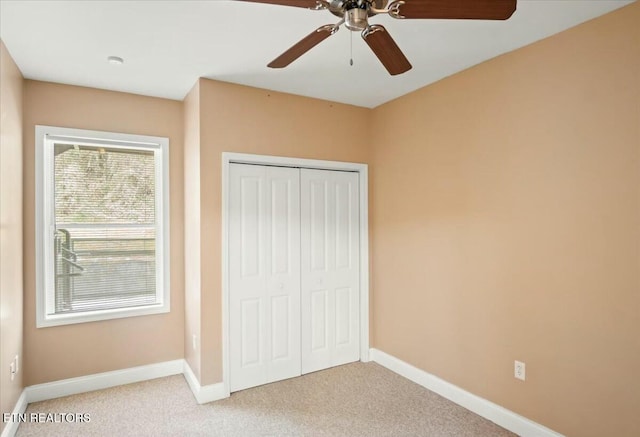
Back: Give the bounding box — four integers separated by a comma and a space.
222, 152, 370, 395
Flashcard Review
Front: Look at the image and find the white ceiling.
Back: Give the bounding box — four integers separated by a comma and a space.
0, 0, 633, 108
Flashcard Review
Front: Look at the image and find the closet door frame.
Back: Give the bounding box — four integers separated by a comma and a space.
221, 153, 369, 396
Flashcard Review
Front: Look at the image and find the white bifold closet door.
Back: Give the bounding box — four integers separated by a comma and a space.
301, 169, 360, 374
229, 163, 301, 392
229, 164, 359, 392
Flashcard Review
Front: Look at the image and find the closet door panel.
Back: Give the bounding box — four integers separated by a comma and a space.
230, 164, 300, 392
265, 166, 301, 384
230, 164, 267, 391
301, 169, 360, 374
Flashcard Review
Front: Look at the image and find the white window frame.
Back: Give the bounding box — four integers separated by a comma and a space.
35, 125, 170, 328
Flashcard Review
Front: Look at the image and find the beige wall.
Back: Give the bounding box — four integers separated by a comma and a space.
22, 81, 185, 385
5, 2, 638, 434
184, 78, 371, 384
183, 81, 202, 379
370, 3, 640, 437
0, 40, 24, 431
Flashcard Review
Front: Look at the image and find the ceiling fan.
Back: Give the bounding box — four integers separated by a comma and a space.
238, 0, 517, 75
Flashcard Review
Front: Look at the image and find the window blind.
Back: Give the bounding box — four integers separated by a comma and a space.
53, 143, 157, 314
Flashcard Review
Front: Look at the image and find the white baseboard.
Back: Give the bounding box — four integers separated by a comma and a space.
2, 359, 231, 436
370, 348, 564, 437
7, 351, 560, 436
1, 390, 28, 437
183, 361, 229, 404
25, 359, 184, 403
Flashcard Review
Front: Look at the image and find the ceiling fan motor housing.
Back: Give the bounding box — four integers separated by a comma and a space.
345, 7, 369, 31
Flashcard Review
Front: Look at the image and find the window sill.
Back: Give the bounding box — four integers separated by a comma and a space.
36, 303, 170, 328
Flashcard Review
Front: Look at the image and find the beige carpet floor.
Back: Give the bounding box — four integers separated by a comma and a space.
16, 362, 516, 437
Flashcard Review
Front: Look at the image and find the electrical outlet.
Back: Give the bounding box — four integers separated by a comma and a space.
514, 360, 526, 381
9, 360, 16, 382
192, 334, 197, 350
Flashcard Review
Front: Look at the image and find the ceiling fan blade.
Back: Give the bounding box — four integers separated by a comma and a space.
235, 0, 325, 9
388, 0, 516, 20
362, 25, 412, 76
268, 25, 336, 68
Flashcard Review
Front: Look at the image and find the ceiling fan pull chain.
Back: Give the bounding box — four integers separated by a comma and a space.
350, 31, 354, 66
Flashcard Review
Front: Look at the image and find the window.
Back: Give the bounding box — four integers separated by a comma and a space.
36, 126, 170, 327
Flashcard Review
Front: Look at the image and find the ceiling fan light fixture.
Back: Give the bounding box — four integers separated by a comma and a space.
345, 8, 368, 31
